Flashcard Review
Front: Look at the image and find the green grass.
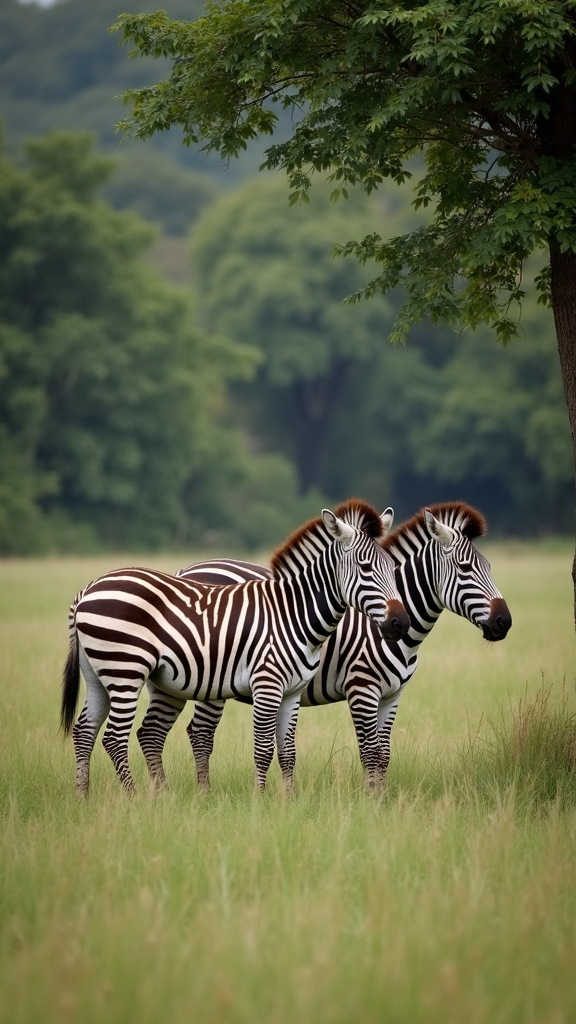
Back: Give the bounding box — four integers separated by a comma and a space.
0, 547, 575, 1024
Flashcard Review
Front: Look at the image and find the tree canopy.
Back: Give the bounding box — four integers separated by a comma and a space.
0, 131, 272, 553
115, 0, 575, 334
191, 175, 572, 530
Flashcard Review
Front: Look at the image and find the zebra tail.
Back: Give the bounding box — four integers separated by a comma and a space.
61, 630, 80, 735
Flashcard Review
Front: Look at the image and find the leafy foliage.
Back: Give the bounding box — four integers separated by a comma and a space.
191, 176, 572, 530
116, 0, 576, 341
2, 5, 575, 552
0, 131, 264, 553
190, 175, 398, 492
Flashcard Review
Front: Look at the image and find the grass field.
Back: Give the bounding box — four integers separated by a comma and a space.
0, 546, 575, 1024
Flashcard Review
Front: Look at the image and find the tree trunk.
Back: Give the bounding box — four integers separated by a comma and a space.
540, 51, 576, 631
289, 358, 351, 494
549, 248, 576, 630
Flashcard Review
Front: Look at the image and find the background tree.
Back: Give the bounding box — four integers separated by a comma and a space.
100, 148, 219, 235
0, 131, 260, 552
191, 176, 572, 529
0, 2, 571, 555
115, 0, 576, 620
191, 176, 395, 493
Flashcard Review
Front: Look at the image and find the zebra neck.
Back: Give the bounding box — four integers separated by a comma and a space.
394, 545, 443, 649
274, 556, 346, 650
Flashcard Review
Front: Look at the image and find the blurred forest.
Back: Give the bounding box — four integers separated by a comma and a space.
0, 0, 572, 554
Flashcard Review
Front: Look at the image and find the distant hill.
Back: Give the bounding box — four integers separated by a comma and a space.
1, 1, 204, 155
0, 0, 267, 234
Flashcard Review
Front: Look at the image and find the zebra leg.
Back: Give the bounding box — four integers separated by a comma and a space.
252, 683, 283, 792
275, 692, 301, 794
137, 682, 186, 787
73, 647, 110, 797
186, 701, 225, 790
101, 682, 143, 794
345, 683, 384, 786
377, 697, 401, 782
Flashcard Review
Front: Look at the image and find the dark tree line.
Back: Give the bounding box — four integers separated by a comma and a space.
0, 132, 321, 554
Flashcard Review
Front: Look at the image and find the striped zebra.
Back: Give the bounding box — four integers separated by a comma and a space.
173, 502, 512, 786
61, 499, 409, 795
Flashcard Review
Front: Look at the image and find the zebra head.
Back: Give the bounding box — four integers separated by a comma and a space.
424, 505, 512, 641
322, 501, 410, 641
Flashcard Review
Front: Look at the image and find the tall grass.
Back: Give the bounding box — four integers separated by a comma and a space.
380, 683, 576, 809
0, 547, 575, 1024
454, 683, 576, 807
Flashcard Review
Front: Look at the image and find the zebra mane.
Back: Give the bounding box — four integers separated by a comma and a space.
333, 498, 385, 538
271, 499, 385, 579
383, 501, 487, 555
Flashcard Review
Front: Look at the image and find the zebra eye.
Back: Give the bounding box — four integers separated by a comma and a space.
459, 561, 474, 572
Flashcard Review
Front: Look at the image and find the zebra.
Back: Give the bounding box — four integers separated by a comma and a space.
61, 499, 410, 795
173, 502, 512, 787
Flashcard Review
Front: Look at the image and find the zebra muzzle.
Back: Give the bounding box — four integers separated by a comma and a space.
380, 599, 410, 641
480, 597, 512, 641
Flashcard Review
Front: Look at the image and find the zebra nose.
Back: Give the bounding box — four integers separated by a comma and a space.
380, 599, 410, 641
481, 598, 512, 641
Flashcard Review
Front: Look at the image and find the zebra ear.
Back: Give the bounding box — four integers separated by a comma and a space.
380, 507, 394, 536
425, 509, 457, 548
322, 509, 356, 546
